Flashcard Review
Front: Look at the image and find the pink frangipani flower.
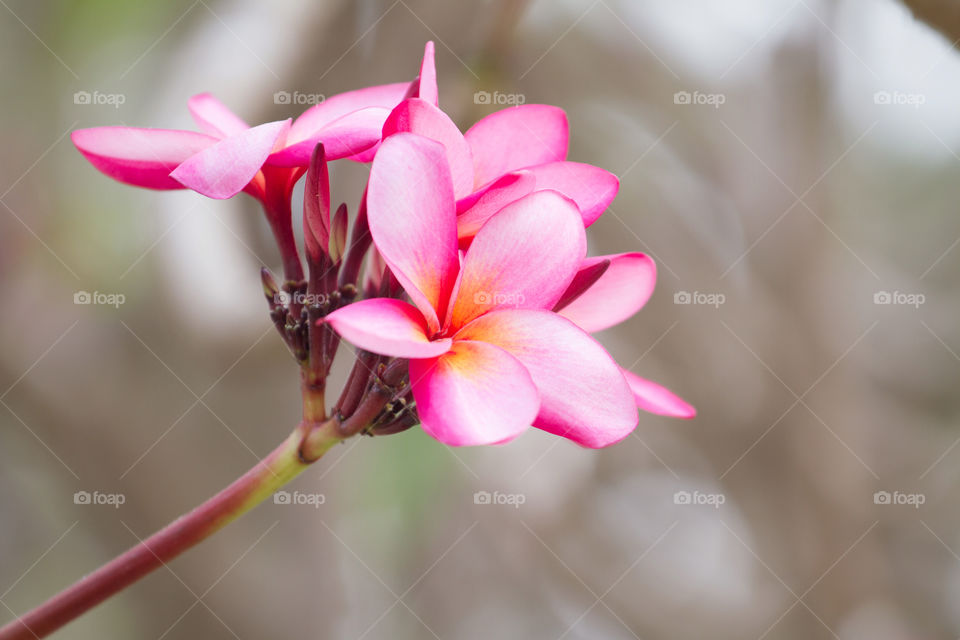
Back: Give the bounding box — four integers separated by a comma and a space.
71, 43, 439, 202
325, 133, 638, 447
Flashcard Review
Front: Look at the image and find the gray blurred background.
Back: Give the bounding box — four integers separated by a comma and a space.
2, 0, 960, 638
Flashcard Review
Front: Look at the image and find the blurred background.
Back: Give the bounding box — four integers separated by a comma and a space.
2, 0, 960, 638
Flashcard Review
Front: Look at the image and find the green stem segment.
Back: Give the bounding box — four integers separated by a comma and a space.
0, 422, 341, 640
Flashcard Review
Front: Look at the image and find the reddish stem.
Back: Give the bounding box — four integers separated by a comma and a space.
0, 424, 339, 640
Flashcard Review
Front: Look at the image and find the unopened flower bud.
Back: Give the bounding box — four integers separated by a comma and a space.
329, 203, 348, 264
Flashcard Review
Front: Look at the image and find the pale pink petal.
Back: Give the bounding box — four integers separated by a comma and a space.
325, 298, 452, 359
72, 127, 216, 190
382, 98, 473, 198
558, 253, 656, 333
269, 107, 389, 166
411, 41, 438, 106
524, 161, 619, 226
367, 133, 459, 333
456, 310, 638, 447
410, 340, 538, 446
447, 190, 586, 331
465, 105, 568, 189
455, 170, 536, 241
346, 144, 380, 164
187, 93, 249, 138
286, 82, 409, 147
170, 120, 290, 199
622, 369, 696, 418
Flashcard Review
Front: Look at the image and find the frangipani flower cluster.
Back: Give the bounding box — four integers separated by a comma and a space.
72, 42, 693, 450
0, 41, 703, 640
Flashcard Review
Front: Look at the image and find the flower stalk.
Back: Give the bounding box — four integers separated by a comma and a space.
0, 421, 341, 640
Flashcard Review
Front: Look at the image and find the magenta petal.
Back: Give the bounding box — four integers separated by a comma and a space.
187, 93, 249, 138
465, 104, 568, 189
170, 119, 290, 199
269, 107, 389, 166
367, 133, 459, 333
72, 127, 217, 190
622, 369, 696, 418
412, 41, 438, 106
325, 298, 452, 359
559, 253, 656, 333
455, 171, 536, 241
524, 161, 619, 226
410, 340, 538, 446
382, 98, 473, 198
447, 190, 586, 331
455, 310, 638, 448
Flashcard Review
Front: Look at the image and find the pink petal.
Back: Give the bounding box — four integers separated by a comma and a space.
281, 83, 410, 165
187, 93, 249, 138
382, 98, 473, 198
410, 339, 538, 446
455, 310, 638, 448
269, 107, 390, 166
447, 190, 586, 331
287, 82, 410, 142
622, 369, 696, 418
558, 253, 656, 333
524, 161, 619, 226
411, 41, 438, 106
170, 120, 290, 199
552, 258, 610, 312
72, 127, 217, 190
465, 105, 568, 189
367, 133, 459, 334
455, 170, 536, 241
325, 298, 452, 359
